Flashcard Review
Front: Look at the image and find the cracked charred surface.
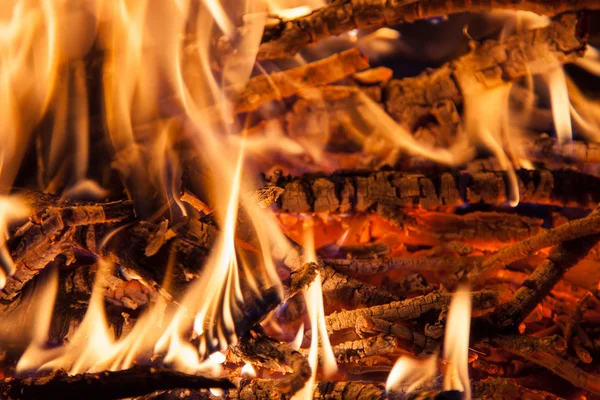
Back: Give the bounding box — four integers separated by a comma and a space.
270, 168, 600, 214
248, 1, 594, 60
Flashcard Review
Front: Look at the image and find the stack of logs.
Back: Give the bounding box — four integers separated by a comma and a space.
3, 1, 600, 400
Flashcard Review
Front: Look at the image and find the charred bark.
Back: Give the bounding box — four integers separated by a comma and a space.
250, 1, 594, 60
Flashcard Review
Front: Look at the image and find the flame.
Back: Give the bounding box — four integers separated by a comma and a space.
443, 286, 472, 399
386, 287, 472, 398
385, 355, 437, 394
545, 67, 573, 144
0, 195, 29, 288
293, 220, 337, 399
241, 362, 257, 378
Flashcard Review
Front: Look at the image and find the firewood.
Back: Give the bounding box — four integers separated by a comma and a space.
471, 377, 564, 400
230, 327, 311, 397
299, 334, 400, 364
321, 290, 498, 335
270, 167, 600, 214
491, 334, 600, 395
0, 197, 134, 305
0, 365, 234, 400
229, 48, 369, 115
486, 225, 600, 330
385, 14, 586, 129
464, 207, 600, 281
249, 1, 596, 60
520, 134, 600, 165
327, 255, 483, 276
356, 316, 439, 357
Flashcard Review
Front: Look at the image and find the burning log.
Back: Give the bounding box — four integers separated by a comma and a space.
229, 48, 369, 115
230, 327, 311, 397
464, 207, 600, 281
251, 0, 596, 60
322, 290, 497, 335
470, 377, 564, 400
356, 316, 440, 357
271, 167, 600, 214
0, 197, 134, 306
491, 335, 600, 395
0, 366, 234, 400
487, 226, 600, 330
385, 14, 586, 129
300, 334, 401, 364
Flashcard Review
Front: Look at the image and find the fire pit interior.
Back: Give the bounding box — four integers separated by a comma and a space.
1, 1, 600, 399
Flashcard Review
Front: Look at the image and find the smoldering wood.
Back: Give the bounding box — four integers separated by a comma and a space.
486, 223, 600, 330
230, 327, 311, 397
299, 334, 400, 364
491, 334, 600, 395
385, 14, 586, 129
248, 0, 595, 60
270, 167, 600, 214
464, 207, 600, 281
327, 255, 483, 276
356, 316, 439, 357
470, 377, 564, 400
0, 197, 134, 306
0, 366, 234, 400
229, 48, 369, 115
321, 290, 498, 335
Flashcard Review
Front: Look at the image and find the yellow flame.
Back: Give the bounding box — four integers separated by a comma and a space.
241, 362, 257, 378
0, 195, 29, 288
545, 67, 573, 144
293, 220, 337, 399
443, 286, 472, 399
385, 355, 437, 394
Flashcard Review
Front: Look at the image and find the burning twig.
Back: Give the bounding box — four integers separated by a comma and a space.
491, 335, 600, 395
487, 226, 600, 330
464, 207, 600, 281
250, 1, 596, 60
229, 48, 369, 115
322, 290, 497, 335
0, 366, 234, 400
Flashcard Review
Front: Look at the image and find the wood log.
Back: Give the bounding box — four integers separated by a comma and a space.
385, 14, 586, 128
486, 223, 600, 329
299, 334, 400, 364
0, 366, 234, 400
230, 327, 311, 397
491, 335, 600, 395
250, 1, 595, 60
464, 207, 600, 280
321, 290, 497, 335
269, 167, 600, 213
0, 197, 134, 305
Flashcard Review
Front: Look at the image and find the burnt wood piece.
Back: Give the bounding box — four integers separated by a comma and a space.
385, 14, 586, 128
327, 255, 484, 276
249, 1, 594, 60
0, 366, 234, 400
487, 220, 600, 330
471, 378, 564, 400
0, 197, 134, 305
356, 316, 439, 357
521, 135, 600, 165
230, 327, 311, 397
224, 48, 368, 115
464, 207, 600, 281
321, 264, 398, 306
491, 335, 600, 395
321, 290, 498, 335
269, 168, 600, 213
299, 334, 400, 365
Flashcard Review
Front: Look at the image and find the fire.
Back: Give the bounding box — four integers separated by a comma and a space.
293, 220, 337, 399
443, 286, 472, 398
386, 287, 473, 398
0, 195, 29, 288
